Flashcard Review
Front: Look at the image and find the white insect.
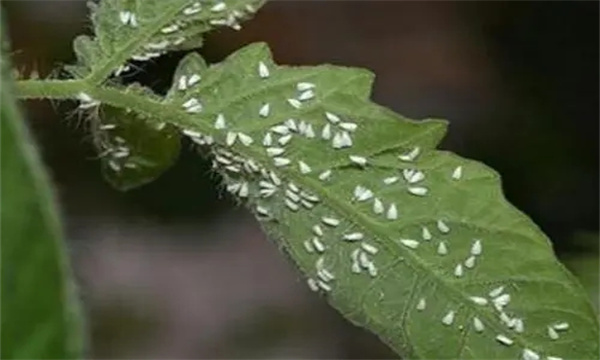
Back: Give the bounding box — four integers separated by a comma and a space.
285, 198, 299, 211
182, 97, 200, 109
298, 90, 315, 101
238, 182, 249, 197
319, 268, 335, 282
514, 318, 524, 333
307, 278, 319, 292
297, 82, 315, 91
299, 161, 312, 174
416, 298, 426, 311
386, 204, 398, 220
312, 225, 323, 237
99, 124, 116, 130
211, 2, 227, 12
300, 191, 319, 202
547, 326, 559, 340
259, 103, 270, 117
422, 227, 432, 240
399, 239, 419, 249
287, 98, 302, 109
489, 286, 505, 298
271, 125, 289, 135
442, 311, 455, 326
322, 217, 340, 227
495, 334, 513, 346
262, 132, 273, 146
407, 170, 425, 183
108, 160, 120, 172
177, 75, 188, 90
256, 206, 270, 217
278, 134, 293, 146
146, 41, 170, 50
367, 262, 378, 277
471, 239, 482, 256
383, 176, 399, 185
303, 124, 315, 138
339, 122, 357, 132
119, 11, 131, 25
317, 280, 331, 292
493, 293, 511, 308
288, 182, 299, 193
161, 24, 179, 34
343, 233, 364, 241
437, 241, 448, 255
470, 296, 488, 306
452, 166, 463, 180
349, 155, 367, 166
325, 111, 340, 124
187, 73, 201, 86
318, 170, 332, 181
225, 131, 237, 146
522, 349, 540, 360
273, 157, 291, 167
258, 61, 269, 78
214, 114, 227, 129
321, 124, 332, 140
285, 190, 300, 203
302, 239, 315, 253
237, 133, 253, 146
183, 3, 202, 16
312, 237, 325, 252
464, 256, 476, 269
454, 264, 464, 277
473, 317, 485, 332
353, 186, 373, 202
408, 187, 428, 196
332, 132, 344, 149
266, 147, 285, 157
182, 129, 202, 138
285, 118, 297, 131
358, 252, 371, 268
373, 198, 384, 214
398, 147, 421, 162
339, 131, 353, 148
437, 219, 450, 234
361, 242, 378, 255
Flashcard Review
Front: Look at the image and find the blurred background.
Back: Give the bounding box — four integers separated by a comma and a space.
4, 0, 599, 358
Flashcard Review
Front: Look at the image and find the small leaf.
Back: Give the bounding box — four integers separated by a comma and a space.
168, 42, 599, 359
92, 102, 182, 191
65, 0, 265, 83
0, 31, 84, 358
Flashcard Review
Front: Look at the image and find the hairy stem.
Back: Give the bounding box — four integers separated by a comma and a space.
15, 79, 211, 134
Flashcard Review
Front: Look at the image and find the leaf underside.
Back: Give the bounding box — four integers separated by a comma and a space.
68, 1, 599, 358
163, 43, 599, 359
67, 0, 264, 81
92, 100, 182, 191
1, 33, 83, 358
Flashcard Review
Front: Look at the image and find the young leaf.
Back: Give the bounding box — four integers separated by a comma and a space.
168, 43, 599, 359
66, 0, 265, 82
91, 103, 182, 191
0, 34, 84, 358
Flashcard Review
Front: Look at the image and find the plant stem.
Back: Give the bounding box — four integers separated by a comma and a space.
14, 79, 212, 135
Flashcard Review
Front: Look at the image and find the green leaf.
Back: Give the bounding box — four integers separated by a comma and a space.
89, 83, 182, 191
169, 43, 599, 359
65, 0, 265, 83
0, 29, 84, 358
